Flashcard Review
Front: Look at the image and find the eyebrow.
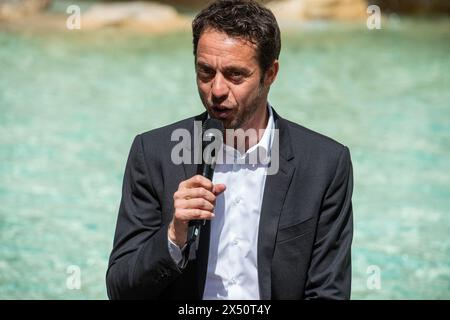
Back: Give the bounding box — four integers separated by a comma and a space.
196, 62, 214, 71
196, 61, 252, 75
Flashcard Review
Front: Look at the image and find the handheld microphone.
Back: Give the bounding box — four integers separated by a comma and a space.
187, 118, 224, 246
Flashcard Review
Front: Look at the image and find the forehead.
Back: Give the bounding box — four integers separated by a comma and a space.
196, 29, 258, 67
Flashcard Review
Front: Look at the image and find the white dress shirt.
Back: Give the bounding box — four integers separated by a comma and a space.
169, 104, 275, 300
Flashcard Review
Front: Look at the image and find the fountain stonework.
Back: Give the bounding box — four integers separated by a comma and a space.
0, 0, 51, 20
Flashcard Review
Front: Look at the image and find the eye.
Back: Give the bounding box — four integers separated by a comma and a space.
197, 68, 215, 81
228, 71, 244, 82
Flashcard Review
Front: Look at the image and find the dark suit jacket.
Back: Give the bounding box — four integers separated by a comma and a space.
106, 108, 353, 300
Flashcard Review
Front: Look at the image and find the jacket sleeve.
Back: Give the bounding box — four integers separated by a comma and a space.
304, 146, 354, 299
106, 134, 183, 299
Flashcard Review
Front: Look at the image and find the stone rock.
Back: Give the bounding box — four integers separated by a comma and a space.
266, 0, 307, 21
81, 1, 189, 31
304, 0, 367, 20
0, 0, 51, 20
267, 0, 367, 21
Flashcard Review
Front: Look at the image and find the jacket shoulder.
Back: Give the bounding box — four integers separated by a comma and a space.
280, 118, 350, 171
139, 116, 196, 144
126, 116, 199, 167
282, 118, 347, 152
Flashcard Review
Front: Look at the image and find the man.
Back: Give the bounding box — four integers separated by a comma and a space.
106, 0, 353, 300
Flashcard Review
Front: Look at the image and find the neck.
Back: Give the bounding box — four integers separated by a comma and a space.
224, 102, 269, 153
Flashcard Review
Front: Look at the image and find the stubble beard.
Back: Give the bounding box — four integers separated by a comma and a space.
217, 83, 266, 130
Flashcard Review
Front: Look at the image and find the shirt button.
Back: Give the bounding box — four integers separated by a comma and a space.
230, 278, 237, 285
235, 197, 241, 204
232, 239, 239, 246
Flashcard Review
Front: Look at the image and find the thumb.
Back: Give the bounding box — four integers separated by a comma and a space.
212, 183, 226, 196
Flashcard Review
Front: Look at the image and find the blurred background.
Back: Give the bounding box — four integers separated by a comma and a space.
0, 0, 449, 299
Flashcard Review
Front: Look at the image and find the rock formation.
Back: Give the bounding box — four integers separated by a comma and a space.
267, 0, 368, 21
81, 1, 189, 31
0, 0, 51, 20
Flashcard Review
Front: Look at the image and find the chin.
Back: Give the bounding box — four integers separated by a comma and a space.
218, 119, 233, 130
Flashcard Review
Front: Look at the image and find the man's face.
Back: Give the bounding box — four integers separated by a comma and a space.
195, 29, 277, 130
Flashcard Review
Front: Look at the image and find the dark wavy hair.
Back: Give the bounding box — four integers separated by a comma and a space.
192, 0, 281, 75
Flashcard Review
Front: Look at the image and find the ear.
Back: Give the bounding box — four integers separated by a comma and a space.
264, 59, 279, 86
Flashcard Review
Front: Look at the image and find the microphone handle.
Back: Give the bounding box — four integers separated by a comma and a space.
187, 162, 216, 245
201, 162, 215, 181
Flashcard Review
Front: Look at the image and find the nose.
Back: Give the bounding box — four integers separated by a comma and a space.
211, 73, 229, 102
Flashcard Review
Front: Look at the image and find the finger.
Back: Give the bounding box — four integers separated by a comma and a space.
179, 175, 213, 191
212, 183, 226, 196
175, 187, 216, 202
176, 208, 215, 221
177, 198, 214, 211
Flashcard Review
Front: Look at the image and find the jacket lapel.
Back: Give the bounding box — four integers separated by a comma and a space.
181, 112, 208, 179
257, 110, 295, 300
181, 111, 210, 299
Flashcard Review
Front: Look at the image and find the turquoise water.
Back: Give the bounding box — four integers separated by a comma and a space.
0, 18, 449, 299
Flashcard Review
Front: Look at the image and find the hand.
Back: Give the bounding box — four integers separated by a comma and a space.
168, 175, 226, 248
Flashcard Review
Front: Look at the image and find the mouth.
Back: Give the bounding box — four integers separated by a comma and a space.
210, 105, 233, 119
